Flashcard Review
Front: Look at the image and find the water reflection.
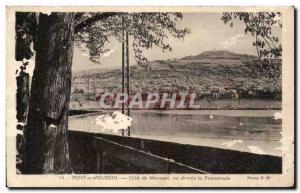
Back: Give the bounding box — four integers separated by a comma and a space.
131, 111, 282, 141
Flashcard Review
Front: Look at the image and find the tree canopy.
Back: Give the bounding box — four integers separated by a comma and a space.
221, 12, 282, 78
74, 12, 190, 66
16, 12, 190, 67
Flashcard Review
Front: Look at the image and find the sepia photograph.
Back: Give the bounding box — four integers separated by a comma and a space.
5, 6, 294, 187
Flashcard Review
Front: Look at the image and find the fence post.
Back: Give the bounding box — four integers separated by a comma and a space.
95, 139, 105, 174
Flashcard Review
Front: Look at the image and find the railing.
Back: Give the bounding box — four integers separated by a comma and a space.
93, 137, 208, 174
68, 130, 282, 174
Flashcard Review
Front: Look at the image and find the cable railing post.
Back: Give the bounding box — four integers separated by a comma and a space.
121, 14, 125, 136
126, 30, 131, 136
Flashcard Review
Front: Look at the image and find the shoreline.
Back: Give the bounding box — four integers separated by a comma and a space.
69, 109, 282, 117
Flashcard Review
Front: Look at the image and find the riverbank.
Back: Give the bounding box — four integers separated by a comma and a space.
69, 99, 282, 110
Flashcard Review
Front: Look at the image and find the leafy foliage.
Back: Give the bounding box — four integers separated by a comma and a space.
221, 12, 282, 78
15, 12, 40, 76
16, 12, 189, 67
74, 13, 190, 66
15, 12, 38, 61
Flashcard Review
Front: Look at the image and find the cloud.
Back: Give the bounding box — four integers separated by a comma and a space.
81, 48, 115, 58
220, 34, 244, 48
82, 53, 89, 57
102, 49, 115, 58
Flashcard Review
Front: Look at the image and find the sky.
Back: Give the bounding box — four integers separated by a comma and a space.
72, 13, 281, 72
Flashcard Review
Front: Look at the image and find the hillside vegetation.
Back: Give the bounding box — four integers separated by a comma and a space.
72, 50, 281, 96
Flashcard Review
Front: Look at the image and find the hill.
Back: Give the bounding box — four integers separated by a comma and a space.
180, 50, 257, 60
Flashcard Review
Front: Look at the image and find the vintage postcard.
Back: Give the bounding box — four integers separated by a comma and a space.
6, 6, 294, 187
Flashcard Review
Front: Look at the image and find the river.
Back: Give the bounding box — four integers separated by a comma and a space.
69, 110, 282, 156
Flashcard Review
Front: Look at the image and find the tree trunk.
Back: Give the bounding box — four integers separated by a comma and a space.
23, 13, 75, 174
